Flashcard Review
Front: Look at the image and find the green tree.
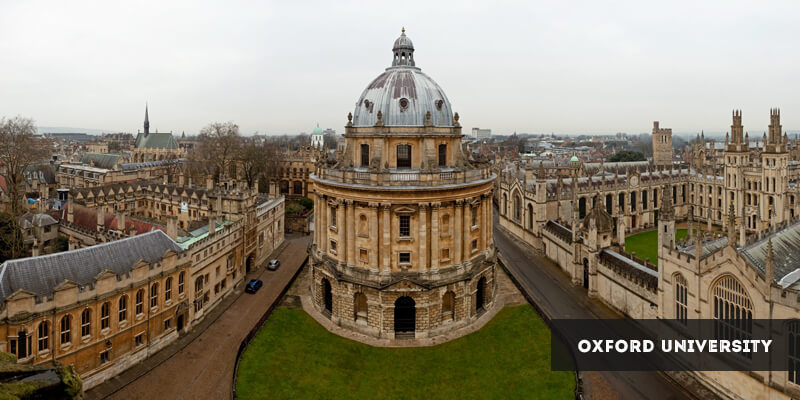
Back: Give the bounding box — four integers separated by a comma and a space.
609, 150, 646, 162
299, 197, 313, 210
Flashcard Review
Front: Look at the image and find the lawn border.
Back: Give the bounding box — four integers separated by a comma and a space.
231, 255, 308, 400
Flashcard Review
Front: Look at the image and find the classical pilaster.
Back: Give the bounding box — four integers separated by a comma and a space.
418, 203, 428, 272
430, 203, 440, 271
346, 200, 355, 266
463, 199, 471, 259
369, 203, 379, 272
337, 200, 345, 261
454, 200, 463, 265
480, 195, 488, 252
381, 203, 391, 274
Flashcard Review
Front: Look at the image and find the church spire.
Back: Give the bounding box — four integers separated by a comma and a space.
144, 103, 150, 135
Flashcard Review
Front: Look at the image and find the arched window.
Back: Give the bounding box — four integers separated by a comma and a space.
37, 321, 49, 352
354, 293, 368, 323
165, 277, 173, 302
442, 291, 455, 321
101, 302, 110, 330
502, 194, 508, 216
150, 283, 159, 308
527, 204, 534, 229
438, 144, 447, 167
712, 275, 753, 345
195, 277, 204, 294
136, 289, 145, 315
60, 315, 71, 345
118, 295, 128, 322
81, 309, 91, 337
674, 274, 688, 324
178, 272, 185, 295
513, 194, 521, 221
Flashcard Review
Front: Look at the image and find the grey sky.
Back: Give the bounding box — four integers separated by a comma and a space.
1, 0, 799, 135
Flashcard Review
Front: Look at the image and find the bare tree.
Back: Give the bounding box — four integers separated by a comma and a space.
0, 116, 50, 215
195, 121, 241, 181
0, 212, 25, 261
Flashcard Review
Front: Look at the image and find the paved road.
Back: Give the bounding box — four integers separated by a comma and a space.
493, 213, 692, 400
99, 234, 311, 400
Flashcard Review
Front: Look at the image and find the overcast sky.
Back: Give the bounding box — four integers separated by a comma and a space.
1, 0, 799, 135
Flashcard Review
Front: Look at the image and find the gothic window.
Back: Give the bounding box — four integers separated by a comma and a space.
502, 194, 508, 216
618, 193, 625, 212
119, 295, 128, 322
37, 321, 49, 352
361, 144, 370, 167
397, 144, 411, 168
81, 309, 91, 337
606, 194, 612, 214
136, 289, 145, 315
60, 315, 71, 345
642, 190, 648, 210
631, 192, 637, 211
438, 144, 447, 167
674, 274, 688, 324
399, 215, 410, 237
514, 194, 521, 221
712, 275, 753, 349
788, 321, 800, 385
101, 302, 110, 330
527, 204, 534, 229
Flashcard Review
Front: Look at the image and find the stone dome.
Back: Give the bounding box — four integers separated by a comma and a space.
351, 30, 454, 128
312, 125, 323, 135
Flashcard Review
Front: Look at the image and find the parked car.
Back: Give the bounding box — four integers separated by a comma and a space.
245, 279, 263, 294
267, 259, 280, 271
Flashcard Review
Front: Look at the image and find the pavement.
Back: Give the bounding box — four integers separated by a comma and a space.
492, 212, 700, 400
86, 233, 312, 400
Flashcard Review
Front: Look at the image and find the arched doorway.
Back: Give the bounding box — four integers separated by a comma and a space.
583, 258, 589, 289
245, 254, 254, 273
322, 279, 333, 316
394, 296, 416, 337
476, 277, 487, 312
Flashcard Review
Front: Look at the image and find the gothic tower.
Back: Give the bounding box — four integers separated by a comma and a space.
761, 108, 789, 225
652, 121, 673, 166
724, 110, 747, 232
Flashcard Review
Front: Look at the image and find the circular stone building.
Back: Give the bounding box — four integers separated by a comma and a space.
309, 30, 497, 339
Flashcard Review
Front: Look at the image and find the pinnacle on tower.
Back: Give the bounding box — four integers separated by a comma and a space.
144, 103, 150, 135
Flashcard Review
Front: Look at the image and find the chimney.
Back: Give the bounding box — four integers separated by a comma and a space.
209, 215, 217, 236
206, 177, 214, 190
67, 201, 74, 223
97, 206, 105, 231
178, 173, 185, 186
68, 234, 76, 251
167, 216, 178, 241
118, 212, 127, 234
32, 238, 40, 257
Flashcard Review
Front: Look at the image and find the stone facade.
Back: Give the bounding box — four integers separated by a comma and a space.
652, 121, 673, 166
308, 31, 497, 340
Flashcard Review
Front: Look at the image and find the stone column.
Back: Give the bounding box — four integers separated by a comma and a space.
486, 191, 494, 245
381, 203, 391, 274
337, 201, 345, 261
454, 200, 463, 265
346, 200, 355, 266
320, 196, 327, 252
431, 203, 440, 271
463, 200, 472, 259
369, 203, 379, 272
418, 203, 428, 272
480, 195, 488, 252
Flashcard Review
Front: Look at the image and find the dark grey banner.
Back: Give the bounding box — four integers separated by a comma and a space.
550, 319, 800, 371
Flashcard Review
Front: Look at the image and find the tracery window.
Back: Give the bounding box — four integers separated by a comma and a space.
60, 315, 71, 345
712, 275, 753, 347
674, 274, 688, 324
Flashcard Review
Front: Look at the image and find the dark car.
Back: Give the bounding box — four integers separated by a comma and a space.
245, 279, 263, 294
267, 259, 280, 271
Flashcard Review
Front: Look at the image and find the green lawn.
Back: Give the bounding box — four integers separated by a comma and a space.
235, 305, 574, 400
624, 228, 690, 266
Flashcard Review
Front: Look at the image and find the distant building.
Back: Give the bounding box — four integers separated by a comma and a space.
311, 124, 324, 150
472, 127, 491, 140
132, 105, 183, 163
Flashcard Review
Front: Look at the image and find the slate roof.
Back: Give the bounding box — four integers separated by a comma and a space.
65, 203, 164, 234
134, 132, 178, 150
16, 213, 58, 229
742, 220, 800, 284
0, 230, 183, 302
79, 153, 121, 169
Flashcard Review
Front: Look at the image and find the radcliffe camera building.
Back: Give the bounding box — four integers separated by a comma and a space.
309, 30, 497, 339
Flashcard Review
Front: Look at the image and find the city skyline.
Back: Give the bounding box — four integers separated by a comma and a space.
2, 1, 800, 135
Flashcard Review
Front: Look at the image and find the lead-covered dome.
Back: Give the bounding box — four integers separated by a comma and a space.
352, 29, 454, 128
